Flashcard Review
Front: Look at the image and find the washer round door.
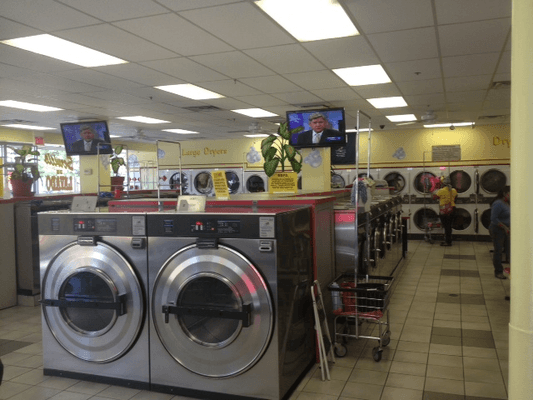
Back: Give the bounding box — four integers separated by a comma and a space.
41, 242, 144, 363
152, 244, 273, 378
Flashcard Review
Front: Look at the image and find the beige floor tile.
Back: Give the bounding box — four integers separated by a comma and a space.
426, 364, 464, 381
385, 372, 425, 390
424, 377, 465, 395
294, 392, 338, 400
48, 392, 92, 400
429, 343, 462, 356
462, 346, 498, 359
7, 386, 61, 400
427, 353, 463, 368
463, 357, 501, 371
393, 350, 428, 364
67, 381, 110, 396
322, 365, 352, 381
464, 368, 505, 384
96, 386, 142, 399
389, 361, 427, 377
302, 378, 345, 397
348, 368, 388, 385
380, 386, 423, 400
341, 381, 383, 400
0, 381, 34, 399
465, 381, 508, 399
396, 340, 430, 354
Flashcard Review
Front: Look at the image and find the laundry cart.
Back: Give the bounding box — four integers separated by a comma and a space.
329, 273, 392, 362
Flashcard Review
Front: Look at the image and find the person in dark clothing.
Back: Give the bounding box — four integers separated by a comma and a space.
490, 186, 510, 279
434, 176, 458, 246
295, 113, 341, 146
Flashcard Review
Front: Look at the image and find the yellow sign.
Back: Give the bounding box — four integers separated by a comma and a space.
269, 172, 298, 193
212, 170, 230, 198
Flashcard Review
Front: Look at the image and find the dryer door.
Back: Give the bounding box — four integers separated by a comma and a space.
152, 243, 273, 378
41, 241, 144, 363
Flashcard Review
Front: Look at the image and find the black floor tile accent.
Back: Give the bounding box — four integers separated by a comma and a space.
424, 391, 465, 400
430, 328, 496, 348
437, 293, 485, 305
441, 269, 462, 276
431, 334, 462, 346
437, 293, 461, 303
462, 336, 495, 348
440, 269, 480, 278
443, 254, 477, 260
462, 329, 494, 340
432, 327, 462, 337
460, 270, 480, 278
0, 340, 32, 356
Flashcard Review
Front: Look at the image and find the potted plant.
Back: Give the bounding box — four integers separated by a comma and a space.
261, 122, 303, 177
109, 145, 126, 191
0, 145, 40, 197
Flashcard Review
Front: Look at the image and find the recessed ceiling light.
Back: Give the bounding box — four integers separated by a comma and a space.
231, 108, 278, 118
1, 34, 127, 67
367, 96, 408, 109
423, 122, 474, 128
333, 65, 391, 86
255, 0, 358, 42
163, 129, 199, 134
386, 114, 417, 122
2, 124, 55, 130
155, 84, 224, 100
244, 134, 270, 138
118, 116, 170, 124
0, 100, 63, 112
346, 128, 373, 132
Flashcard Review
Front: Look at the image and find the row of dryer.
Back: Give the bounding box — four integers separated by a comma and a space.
331, 165, 510, 238
159, 168, 269, 195
38, 208, 315, 400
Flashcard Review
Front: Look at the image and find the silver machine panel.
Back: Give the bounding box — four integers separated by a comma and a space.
38, 212, 150, 389
147, 208, 315, 400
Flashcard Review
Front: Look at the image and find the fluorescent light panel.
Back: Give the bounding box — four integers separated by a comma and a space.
155, 84, 224, 100
346, 128, 373, 132
1, 34, 127, 67
163, 129, 199, 134
244, 134, 270, 138
333, 65, 391, 86
118, 116, 170, 124
231, 108, 278, 118
424, 122, 474, 128
255, 0, 358, 42
386, 114, 417, 122
2, 124, 55, 130
0, 100, 62, 112
367, 96, 407, 109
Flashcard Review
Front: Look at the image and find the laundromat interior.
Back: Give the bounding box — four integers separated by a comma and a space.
1, 0, 531, 399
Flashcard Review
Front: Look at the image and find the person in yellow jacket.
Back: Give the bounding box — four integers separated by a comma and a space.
434, 176, 458, 246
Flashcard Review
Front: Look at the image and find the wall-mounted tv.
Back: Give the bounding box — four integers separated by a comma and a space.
287, 108, 346, 148
60, 121, 112, 156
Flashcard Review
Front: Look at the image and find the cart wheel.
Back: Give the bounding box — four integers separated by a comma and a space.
372, 347, 382, 362
381, 331, 391, 347
334, 343, 348, 358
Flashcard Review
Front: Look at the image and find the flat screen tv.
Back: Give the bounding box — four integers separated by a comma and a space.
61, 121, 112, 156
287, 108, 346, 148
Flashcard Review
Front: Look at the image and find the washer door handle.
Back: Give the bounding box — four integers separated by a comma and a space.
40, 294, 127, 316
162, 303, 252, 327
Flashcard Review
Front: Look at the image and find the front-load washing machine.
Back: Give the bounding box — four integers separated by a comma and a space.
243, 170, 268, 193
477, 204, 491, 237
409, 203, 440, 236
147, 207, 315, 400
38, 212, 149, 389
452, 203, 478, 236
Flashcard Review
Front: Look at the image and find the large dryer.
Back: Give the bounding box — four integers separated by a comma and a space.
147, 207, 315, 400
38, 212, 150, 389
243, 170, 268, 193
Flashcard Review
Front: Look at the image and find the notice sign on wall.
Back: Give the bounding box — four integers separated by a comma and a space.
432, 145, 461, 162
269, 172, 297, 193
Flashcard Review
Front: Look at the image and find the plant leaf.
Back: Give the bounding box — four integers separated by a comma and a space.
263, 147, 277, 162
290, 158, 302, 173
261, 135, 277, 157
115, 145, 123, 155
263, 159, 279, 177
283, 144, 298, 160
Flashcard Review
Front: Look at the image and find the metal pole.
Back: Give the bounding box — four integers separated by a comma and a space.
156, 140, 182, 201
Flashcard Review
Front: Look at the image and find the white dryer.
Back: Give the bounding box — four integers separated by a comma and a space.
331, 171, 347, 188
449, 167, 476, 199
381, 169, 410, 199
411, 167, 442, 198
224, 168, 244, 194
38, 212, 150, 389
162, 170, 191, 195
243, 170, 268, 193
452, 204, 477, 236
190, 169, 216, 196
477, 204, 492, 237
409, 203, 440, 236
476, 165, 510, 197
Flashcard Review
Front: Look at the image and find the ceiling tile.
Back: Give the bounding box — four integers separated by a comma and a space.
238, 75, 302, 94
58, 0, 169, 21
114, 13, 234, 56
367, 27, 439, 63
190, 52, 274, 78
385, 58, 442, 82
352, 83, 403, 99
140, 58, 227, 82
200, 80, 262, 97
496, 52, 511, 74
270, 91, 323, 106
95, 64, 176, 87
155, 0, 238, 12
0, 0, 98, 31
403, 93, 446, 107
442, 53, 500, 77
234, 94, 289, 108
345, 0, 434, 34
0, 45, 81, 73
438, 19, 510, 57
245, 44, 325, 74
397, 79, 444, 96
435, 0, 511, 24
283, 70, 346, 90
83, 90, 152, 105
9, 72, 103, 93
302, 36, 380, 69
52, 69, 144, 91
310, 87, 363, 102
180, 2, 295, 49
445, 75, 492, 92
446, 90, 487, 104
0, 17, 40, 41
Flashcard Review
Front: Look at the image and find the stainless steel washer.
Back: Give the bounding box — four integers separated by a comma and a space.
147, 208, 314, 399
38, 212, 149, 389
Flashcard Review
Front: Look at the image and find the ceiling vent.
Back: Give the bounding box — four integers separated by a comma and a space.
182, 105, 222, 112
489, 81, 511, 90
478, 115, 508, 120
291, 102, 330, 109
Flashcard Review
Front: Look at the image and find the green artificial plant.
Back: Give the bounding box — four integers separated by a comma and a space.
1, 145, 41, 181
110, 145, 125, 176
261, 122, 303, 177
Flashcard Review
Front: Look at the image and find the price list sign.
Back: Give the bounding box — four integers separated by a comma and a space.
432, 145, 461, 162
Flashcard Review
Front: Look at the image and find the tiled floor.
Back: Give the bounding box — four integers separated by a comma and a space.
0, 240, 510, 400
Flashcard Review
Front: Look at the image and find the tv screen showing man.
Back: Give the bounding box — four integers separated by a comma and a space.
71, 125, 106, 154
295, 112, 342, 146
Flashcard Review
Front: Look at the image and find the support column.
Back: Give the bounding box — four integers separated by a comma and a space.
508, 0, 533, 398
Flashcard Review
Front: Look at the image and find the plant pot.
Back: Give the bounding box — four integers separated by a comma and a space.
111, 176, 125, 192
11, 178, 34, 197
